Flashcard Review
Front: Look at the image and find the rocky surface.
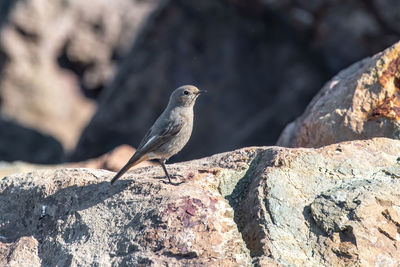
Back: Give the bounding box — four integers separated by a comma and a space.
1, 138, 399, 266
0, 0, 161, 151
0, 169, 252, 266
278, 41, 400, 148
236, 138, 400, 266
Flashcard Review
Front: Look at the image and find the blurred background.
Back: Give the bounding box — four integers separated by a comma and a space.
0, 0, 399, 164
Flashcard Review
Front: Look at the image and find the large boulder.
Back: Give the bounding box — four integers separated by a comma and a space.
1, 138, 399, 266
278, 41, 400, 148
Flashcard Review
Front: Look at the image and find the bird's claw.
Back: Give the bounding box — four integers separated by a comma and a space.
162, 180, 184, 186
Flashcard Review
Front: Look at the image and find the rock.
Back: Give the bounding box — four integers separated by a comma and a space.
277, 41, 400, 148
234, 138, 400, 266
0, 161, 54, 182
0, 168, 252, 265
0, 0, 161, 150
71, 0, 326, 162
1, 138, 400, 265
0, 236, 41, 266
310, 179, 400, 266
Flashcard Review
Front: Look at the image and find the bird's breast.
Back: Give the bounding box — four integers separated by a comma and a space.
159, 109, 194, 159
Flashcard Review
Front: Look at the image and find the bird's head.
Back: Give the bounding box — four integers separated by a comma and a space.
169, 85, 203, 107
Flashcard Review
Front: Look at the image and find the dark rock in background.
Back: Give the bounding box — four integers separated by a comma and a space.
239, 0, 400, 71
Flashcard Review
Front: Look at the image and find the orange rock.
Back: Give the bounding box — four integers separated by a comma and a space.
278, 41, 400, 148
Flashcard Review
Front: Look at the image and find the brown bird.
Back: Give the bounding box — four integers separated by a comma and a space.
110, 85, 203, 184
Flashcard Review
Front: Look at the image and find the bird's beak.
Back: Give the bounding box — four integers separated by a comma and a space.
196, 90, 207, 95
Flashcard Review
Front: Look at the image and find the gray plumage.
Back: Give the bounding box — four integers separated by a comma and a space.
110, 85, 202, 184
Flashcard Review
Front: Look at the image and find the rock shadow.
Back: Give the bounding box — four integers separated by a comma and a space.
0, 117, 64, 164
302, 204, 328, 238
223, 148, 278, 259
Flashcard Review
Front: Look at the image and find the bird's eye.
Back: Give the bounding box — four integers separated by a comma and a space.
184, 90, 189, 95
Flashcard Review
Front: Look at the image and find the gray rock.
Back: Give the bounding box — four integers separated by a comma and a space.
0, 167, 252, 266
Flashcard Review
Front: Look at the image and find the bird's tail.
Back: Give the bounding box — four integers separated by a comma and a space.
110, 153, 146, 184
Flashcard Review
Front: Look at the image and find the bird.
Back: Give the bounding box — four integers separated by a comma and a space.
110, 85, 203, 185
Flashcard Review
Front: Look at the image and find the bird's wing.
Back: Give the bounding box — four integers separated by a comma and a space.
137, 127, 155, 150
136, 118, 184, 155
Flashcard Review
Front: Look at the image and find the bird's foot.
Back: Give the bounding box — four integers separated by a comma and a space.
162, 180, 184, 186
164, 173, 184, 185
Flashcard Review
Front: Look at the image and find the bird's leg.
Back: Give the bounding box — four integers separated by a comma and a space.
159, 159, 172, 183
